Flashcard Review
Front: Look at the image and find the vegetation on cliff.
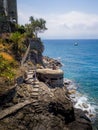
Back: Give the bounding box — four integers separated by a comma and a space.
0, 16, 47, 84
0, 32, 29, 77
27, 16, 47, 37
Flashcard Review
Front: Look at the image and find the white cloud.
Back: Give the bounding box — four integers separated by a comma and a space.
18, 11, 98, 39
18, 10, 41, 24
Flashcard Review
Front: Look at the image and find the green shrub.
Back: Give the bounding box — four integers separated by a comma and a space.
10, 32, 21, 44
0, 55, 15, 81
9, 32, 28, 60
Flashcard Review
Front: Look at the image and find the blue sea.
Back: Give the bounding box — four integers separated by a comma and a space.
43, 39, 98, 129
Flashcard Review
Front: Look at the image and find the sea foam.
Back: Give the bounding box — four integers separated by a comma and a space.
64, 78, 97, 122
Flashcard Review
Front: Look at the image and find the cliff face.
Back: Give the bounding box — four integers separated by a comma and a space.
0, 38, 92, 130
0, 77, 92, 130
29, 38, 44, 65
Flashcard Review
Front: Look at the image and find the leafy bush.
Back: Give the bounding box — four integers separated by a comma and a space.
0, 55, 15, 81
9, 32, 28, 60
10, 32, 21, 44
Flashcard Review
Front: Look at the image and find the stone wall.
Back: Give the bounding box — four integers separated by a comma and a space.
37, 69, 64, 87
7, 0, 18, 23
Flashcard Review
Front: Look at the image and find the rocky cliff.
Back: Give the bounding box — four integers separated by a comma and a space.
0, 79, 92, 130
29, 38, 44, 66
0, 39, 93, 130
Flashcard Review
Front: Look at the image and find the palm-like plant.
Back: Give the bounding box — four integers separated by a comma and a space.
25, 16, 47, 38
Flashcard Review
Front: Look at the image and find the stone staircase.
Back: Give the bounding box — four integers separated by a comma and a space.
25, 68, 43, 113
0, 67, 44, 119
32, 81, 43, 113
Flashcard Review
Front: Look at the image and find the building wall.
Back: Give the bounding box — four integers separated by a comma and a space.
7, 0, 18, 23
3, 0, 8, 16
0, 0, 6, 33
0, 0, 4, 15
0, 0, 17, 23
0, 0, 18, 33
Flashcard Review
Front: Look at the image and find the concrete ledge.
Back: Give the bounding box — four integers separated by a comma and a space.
37, 69, 63, 75
37, 69, 64, 87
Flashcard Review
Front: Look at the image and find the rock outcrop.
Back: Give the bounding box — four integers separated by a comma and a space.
0, 77, 92, 130
29, 38, 44, 65
43, 56, 62, 69
0, 38, 93, 130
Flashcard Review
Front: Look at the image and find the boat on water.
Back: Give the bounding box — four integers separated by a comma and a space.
74, 42, 78, 46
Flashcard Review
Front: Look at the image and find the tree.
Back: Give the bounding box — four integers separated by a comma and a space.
25, 16, 47, 38
29, 16, 34, 23
17, 25, 26, 34
25, 23, 34, 37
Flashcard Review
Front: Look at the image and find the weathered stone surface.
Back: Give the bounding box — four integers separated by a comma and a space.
67, 109, 92, 130
37, 68, 63, 75
0, 99, 33, 120
0, 54, 93, 130
68, 89, 76, 95
29, 38, 44, 65
43, 56, 62, 69
0, 85, 16, 108
37, 69, 64, 87
0, 80, 92, 130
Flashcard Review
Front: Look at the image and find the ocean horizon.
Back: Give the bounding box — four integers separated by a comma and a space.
43, 39, 98, 129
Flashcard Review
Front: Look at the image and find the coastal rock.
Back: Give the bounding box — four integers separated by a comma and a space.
43, 56, 62, 69
64, 79, 72, 85
82, 103, 89, 108
29, 38, 44, 65
68, 109, 92, 130
0, 41, 93, 130
0, 81, 73, 129
68, 89, 76, 95
0, 29, 94, 129
0, 80, 92, 130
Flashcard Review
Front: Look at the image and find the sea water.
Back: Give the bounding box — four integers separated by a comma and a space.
43, 39, 98, 129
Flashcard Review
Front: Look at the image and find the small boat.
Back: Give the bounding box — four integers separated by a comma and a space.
74, 42, 78, 46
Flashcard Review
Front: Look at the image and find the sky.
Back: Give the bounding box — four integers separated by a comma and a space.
17, 0, 98, 39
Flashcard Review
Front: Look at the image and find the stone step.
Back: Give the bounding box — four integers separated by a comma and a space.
33, 102, 39, 106
33, 85, 39, 88
35, 108, 43, 113
32, 91, 39, 94
32, 100, 38, 103
33, 81, 39, 84
26, 72, 34, 75
25, 75, 33, 79
32, 92, 38, 95
31, 82, 39, 85
28, 68, 34, 70
31, 96, 38, 99
27, 69, 34, 72
34, 105, 42, 109
33, 88, 39, 91
25, 81, 34, 84
31, 95, 38, 98
26, 69, 34, 72
33, 86, 39, 89
33, 87, 39, 89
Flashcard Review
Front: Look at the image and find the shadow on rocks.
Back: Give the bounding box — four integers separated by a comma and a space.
48, 102, 75, 124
